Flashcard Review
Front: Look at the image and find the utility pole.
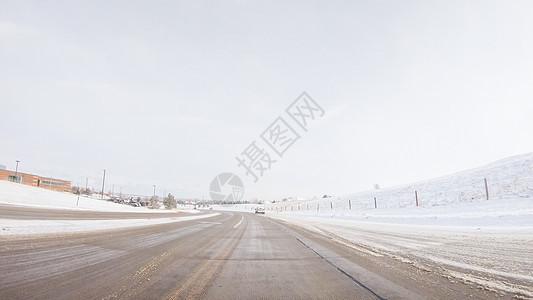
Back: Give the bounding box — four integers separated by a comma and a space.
14, 160, 20, 182
101, 170, 106, 199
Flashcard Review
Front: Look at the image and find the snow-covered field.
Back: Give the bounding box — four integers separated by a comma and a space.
0, 180, 211, 235
0, 180, 183, 213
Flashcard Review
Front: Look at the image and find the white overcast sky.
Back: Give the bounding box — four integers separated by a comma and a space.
1, 1, 532, 200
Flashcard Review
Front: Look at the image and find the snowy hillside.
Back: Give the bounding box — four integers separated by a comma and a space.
266, 153, 533, 227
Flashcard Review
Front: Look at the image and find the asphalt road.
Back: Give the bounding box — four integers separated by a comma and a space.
0, 211, 508, 299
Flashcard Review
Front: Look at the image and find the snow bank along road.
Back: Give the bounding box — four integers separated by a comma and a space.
0, 211, 519, 300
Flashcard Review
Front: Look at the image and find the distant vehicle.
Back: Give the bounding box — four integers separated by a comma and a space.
255, 208, 265, 214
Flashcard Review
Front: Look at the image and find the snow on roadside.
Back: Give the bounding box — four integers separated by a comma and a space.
267, 213, 533, 298
268, 197, 533, 228
0, 213, 220, 236
0, 180, 211, 235
0, 180, 189, 213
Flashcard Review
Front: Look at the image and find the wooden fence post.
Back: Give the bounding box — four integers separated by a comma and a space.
374, 197, 377, 209
415, 190, 419, 207
330, 202, 333, 210
484, 178, 489, 200
349, 200, 352, 210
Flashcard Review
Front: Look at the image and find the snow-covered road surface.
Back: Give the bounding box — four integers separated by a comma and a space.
1, 212, 510, 299
269, 214, 533, 298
